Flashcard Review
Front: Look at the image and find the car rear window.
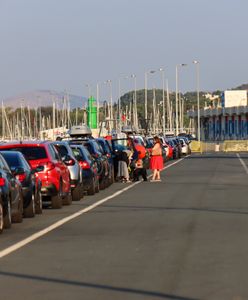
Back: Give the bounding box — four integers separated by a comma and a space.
1, 153, 22, 167
5, 147, 47, 160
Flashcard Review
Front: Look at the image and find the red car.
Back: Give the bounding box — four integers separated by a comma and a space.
0, 141, 71, 209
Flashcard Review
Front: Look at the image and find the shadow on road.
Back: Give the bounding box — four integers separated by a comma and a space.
96, 204, 248, 217
0, 271, 199, 300
185, 153, 248, 159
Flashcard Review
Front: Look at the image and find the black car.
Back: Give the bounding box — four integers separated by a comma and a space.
96, 138, 114, 185
0, 153, 23, 229
70, 144, 99, 195
69, 139, 109, 190
0, 151, 43, 217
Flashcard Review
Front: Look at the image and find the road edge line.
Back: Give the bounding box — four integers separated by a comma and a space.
0, 157, 186, 259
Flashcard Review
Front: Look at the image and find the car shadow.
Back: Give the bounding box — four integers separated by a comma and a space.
0, 270, 199, 300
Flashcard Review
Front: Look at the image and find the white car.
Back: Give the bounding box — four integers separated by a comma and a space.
180, 138, 190, 155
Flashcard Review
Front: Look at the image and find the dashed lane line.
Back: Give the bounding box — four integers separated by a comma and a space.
0, 157, 185, 259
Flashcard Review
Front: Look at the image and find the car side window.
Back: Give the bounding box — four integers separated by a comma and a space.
0, 156, 11, 172
49, 144, 61, 161
72, 148, 82, 160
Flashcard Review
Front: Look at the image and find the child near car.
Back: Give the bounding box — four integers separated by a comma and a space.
133, 158, 147, 182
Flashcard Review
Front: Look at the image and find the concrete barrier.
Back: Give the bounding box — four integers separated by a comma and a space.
223, 140, 248, 152
191, 140, 248, 153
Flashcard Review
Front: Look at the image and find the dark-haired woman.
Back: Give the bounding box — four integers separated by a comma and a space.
150, 136, 163, 182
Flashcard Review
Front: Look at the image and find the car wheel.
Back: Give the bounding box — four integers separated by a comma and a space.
51, 183, 63, 209
13, 192, 23, 223
111, 167, 115, 184
63, 191, 72, 205
87, 178, 95, 195
3, 197, 11, 229
24, 192, 35, 218
72, 185, 81, 201
35, 189, 43, 214
95, 178, 100, 193
0, 201, 4, 234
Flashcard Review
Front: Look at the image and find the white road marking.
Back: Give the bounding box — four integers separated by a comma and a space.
237, 153, 248, 175
0, 157, 186, 259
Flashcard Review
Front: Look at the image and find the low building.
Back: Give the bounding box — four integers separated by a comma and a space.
188, 90, 248, 141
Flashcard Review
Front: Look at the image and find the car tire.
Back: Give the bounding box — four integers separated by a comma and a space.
12, 194, 23, 223
24, 192, 35, 218
63, 192, 72, 205
72, 185, 81, 201
87, 178, 95, 195
35, 190, 43, 214
51, 183, 63, 209
3, 197, 11, 229
95, 178, 100, 193
111, 167, 115, 184
0, 201, 4, 234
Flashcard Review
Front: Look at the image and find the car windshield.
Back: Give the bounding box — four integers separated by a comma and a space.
111, 139, 130, 151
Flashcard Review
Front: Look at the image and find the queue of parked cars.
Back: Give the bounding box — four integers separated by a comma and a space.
0, 125, 192, 234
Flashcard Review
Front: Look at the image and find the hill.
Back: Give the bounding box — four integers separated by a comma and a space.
3, 90, 87, 109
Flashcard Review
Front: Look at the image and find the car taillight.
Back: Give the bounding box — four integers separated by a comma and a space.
45, 162, 55, 171
79, 161, 91, 169
66, 159, 75, 166
0, 177, 6, 186
16, 173, 26, 182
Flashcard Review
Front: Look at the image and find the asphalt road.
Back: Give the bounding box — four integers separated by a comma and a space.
0, 153, 248, 300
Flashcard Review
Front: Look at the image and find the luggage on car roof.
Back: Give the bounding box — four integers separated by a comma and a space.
69, 125, 92, 137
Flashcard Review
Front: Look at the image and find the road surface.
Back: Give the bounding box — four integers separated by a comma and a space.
0, 153, 248, 300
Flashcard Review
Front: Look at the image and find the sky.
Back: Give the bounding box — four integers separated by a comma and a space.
0, 0, 247, 102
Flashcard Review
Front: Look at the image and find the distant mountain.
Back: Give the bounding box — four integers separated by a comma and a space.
2, 90, 87, 109
233, 83, 248, 90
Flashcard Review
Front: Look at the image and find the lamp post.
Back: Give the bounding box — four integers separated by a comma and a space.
145, 70, 156, 131
96, 82, 101, 127
105, 79, 113, 121
193, 60, 200, 142
118, 75, 129, 125
131, 74, 138, 128
175, 64, 187, 135
159, 68, 165, 134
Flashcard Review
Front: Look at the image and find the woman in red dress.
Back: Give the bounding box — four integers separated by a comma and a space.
150, 136, 164, 182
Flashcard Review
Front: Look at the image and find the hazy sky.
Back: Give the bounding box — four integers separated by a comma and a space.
0, 0, 247, 101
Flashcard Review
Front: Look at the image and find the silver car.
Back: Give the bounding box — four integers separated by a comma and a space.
52, 141, 84, 201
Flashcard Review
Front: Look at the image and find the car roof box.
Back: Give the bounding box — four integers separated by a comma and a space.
69, 125, 92, 137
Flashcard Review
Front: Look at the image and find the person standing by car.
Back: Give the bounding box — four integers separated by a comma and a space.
117, 148, 131, 183
150, 136, 164, 182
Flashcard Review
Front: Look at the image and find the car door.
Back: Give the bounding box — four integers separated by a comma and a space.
49, 144, 70, 194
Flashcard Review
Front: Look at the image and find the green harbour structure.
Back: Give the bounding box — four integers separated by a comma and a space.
87, 96, 97, 129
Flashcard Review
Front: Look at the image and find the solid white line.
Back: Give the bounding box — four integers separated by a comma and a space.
237, 153, 248, 175
0, 157, 186, 259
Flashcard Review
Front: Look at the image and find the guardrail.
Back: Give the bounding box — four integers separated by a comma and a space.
190, 140, 248, 153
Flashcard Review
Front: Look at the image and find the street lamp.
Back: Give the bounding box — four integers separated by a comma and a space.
145, 70, 156, 130
176, 64, 187, 135
193, 60, 200, 142
118, 75, 129, 122
159, 68, 166, 134
131, 74, 138, 128
105, 79, 113, 121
